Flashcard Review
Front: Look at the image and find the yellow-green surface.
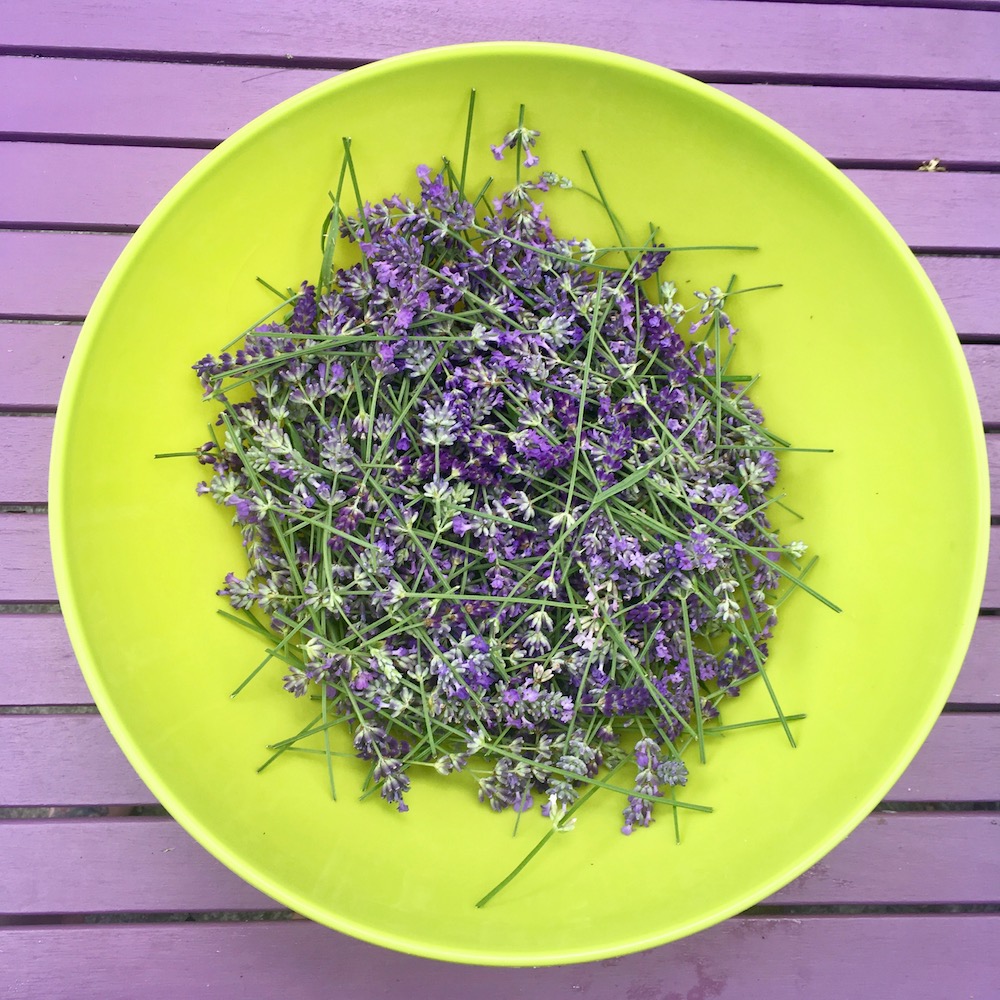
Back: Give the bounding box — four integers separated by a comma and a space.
50, 44, 988, 965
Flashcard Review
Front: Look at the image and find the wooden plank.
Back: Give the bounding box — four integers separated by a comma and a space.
1, 608, 993, 709
0, 614, 90, 706
2, 352, 998, 538
0, 57, 335, 143
0, 716, 156, 807
0, 232, 128, 319
3, 331, 996, 422
3, 711, 996, 809
767, 813, 1000, 906
0, 340, 1000, 430
0, 514, 56, 603
0, 324, 79, 410
0, 144, 202, 229
720, 84, 1000, 167
0, 417, 54, 503
886, 714, 1000, 800
5, 57, 1000, 166
982, 527, 1000, 609
0, 817, 276, 913
952, 614, 1000, 705
5, 512, 1000, 611
60, 515, 1000, 609
919, 257, 1000, 340
843, 171, 1000, 252
2, 238, 999, 337
775, 0, 1000, 10
4, 1, 1000, 85
0, 812, 994, 914
5, 143, 1000, 251
1, 916, 999, 999
0, 336, 1000, 430
966, 346, 1000, 425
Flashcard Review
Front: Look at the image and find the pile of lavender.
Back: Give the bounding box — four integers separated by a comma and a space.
188, 105, 829, 891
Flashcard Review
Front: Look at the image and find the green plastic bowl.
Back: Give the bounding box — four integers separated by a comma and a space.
50, 43, 988, 965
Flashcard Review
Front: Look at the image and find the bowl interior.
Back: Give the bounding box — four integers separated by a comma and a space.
50, 43, 988, 964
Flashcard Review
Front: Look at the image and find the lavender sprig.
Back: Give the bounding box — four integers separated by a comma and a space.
179, 100, 837, 902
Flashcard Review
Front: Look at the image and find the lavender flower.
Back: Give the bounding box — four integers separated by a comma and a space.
187, 102, 827, 866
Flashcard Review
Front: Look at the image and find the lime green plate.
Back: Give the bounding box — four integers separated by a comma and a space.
49, 43, 988, 965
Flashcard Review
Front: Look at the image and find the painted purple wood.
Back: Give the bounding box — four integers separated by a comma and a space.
9, 418, 1000, 511
966, 347, 1000, 425
785, 0, 1000, 9
6, 143, 1000, 252
1, 916, 998, 999
0, 370, 996, 530
3, 232, 999, 336
1, 716, 156, 807
0, 0, 996, 991
0, 514, 56, 602
918, 257, 1000, 340
886, 714, 1000, 800
0, 325, 78, 410
719, 84, 1000, 167
769, 813, 1000, 906
844, 171, 1000, 252
0, 143, 202, 229
0, 232, 128, 319
980, 527, 1000, 609
0, 417, 54, 503
1, 812, 994, 914
953, 615, 1000, 705
4, 338, 998, 427
5, 57, 1000, 167
0, 614, 90, 705
2, 608, 995, 708
7, 516, 1000, 607
0, 817, 276, 912
0, 58, 337, 143
3, 711, 995, 809
5, 1, 1000, 85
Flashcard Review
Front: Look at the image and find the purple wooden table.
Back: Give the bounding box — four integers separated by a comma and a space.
2, 1, 999, 996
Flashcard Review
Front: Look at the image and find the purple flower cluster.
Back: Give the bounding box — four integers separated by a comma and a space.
190, 116, 808, 833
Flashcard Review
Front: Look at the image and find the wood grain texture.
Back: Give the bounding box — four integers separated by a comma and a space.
3, 711, 995, 808
918, 257, 1000, 339
2, 0, 997, 989
0, 143, 202, 228
1, 608, 994, 708
1, 715, 156, 807
5, 141, 1000, 251
6, 516, 1000, 606
966, 347, 1000, 425
0, 615, 90, 705
952, 613, 1000, 705
886, 714, 1000, 800
0, 57, 337, 143
0, 325, 78, 410
0, 812, 995, 914
0, 515, 56, 603
0, 417, 54, 502
4, 1, 999, 84
980, 527, 1000, 609
0, 338, 1000, 440
0, 232, 128, 319
846, 171, 1000, 252
1, 916, 999, 999
3, 232, 999, 336
5, 56, 1000, 166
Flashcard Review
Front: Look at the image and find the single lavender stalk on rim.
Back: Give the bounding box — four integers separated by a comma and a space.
179, 92, 837, 903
